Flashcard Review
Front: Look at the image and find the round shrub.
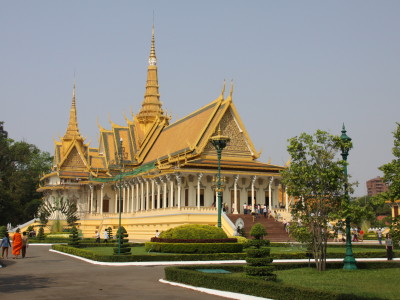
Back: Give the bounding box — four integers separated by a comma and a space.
246, 247, 270, 258
244, 265, 275, 276
229, 236, 248, 244
159, 224, 227, 240
250, 223, 267, 240
246, 257, 274, 266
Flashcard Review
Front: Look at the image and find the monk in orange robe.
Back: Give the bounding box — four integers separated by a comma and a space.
12, 228, 23, 259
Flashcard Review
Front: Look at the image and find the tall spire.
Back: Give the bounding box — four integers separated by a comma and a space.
137, 25, 167, 130
64, 82, 82, 140
149, 25, 157, 66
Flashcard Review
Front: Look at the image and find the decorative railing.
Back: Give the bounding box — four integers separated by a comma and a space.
84, 206, 218, 219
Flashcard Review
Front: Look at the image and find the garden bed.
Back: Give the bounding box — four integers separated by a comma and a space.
165, 262, 400, 300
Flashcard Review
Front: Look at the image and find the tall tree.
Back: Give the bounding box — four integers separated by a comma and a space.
0, 122, 52, 226
379, 123, 400, 201
281, 130, 353, 271
379, 122, 400, 243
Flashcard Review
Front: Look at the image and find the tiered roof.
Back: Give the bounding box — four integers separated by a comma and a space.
39, 27, 284, 190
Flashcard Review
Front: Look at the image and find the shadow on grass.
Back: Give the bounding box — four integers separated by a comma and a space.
0, 274, 54, 293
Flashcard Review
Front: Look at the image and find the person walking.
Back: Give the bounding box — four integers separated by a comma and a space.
12, 228, 23, 259
103, 229, 109, 243
377, 229, 383, 245
385, 233, 394, 260
95, 230, 100, 243
1, 233, 12, 259
359, 229, 364, 242
21, 231, 29, 258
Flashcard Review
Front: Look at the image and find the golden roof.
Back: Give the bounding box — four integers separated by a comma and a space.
39, 29, 282, 188
136, 26, 168, 131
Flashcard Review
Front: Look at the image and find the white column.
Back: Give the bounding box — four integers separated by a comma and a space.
285, 186, 289, 212
251, 176, 256, 212
145, 179, 150, 210
89, 185, 94, 213
100, 184, 104, 214
168, 175, 174, 208
140, 178, 144, 211
151, 179, 155, 210
156, 179, 161, 209
176, 174, 182, 209
197, 173, 203, 209
122, 183, 126, 213
162, 177, 167, 208
130, 182, 134, 213
269, 177, 274, 209
135, 180, 140, 211
233, 175, 239, 214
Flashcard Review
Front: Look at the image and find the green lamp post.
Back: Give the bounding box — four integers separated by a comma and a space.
210, 128, 230, 228
117, 138, 124, 255
340, 124, 357, 270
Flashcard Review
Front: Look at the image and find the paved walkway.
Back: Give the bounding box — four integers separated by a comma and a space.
0, 245, 225, 300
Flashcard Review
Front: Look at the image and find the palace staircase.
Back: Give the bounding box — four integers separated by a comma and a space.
228, 214, 292, 242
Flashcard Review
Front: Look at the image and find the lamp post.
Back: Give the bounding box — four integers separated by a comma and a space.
117, 138, 124, 255
210, 128, 230, 228
340, 124, 357, 270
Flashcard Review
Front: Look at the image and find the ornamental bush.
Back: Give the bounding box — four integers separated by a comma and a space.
250, 223, 267, 240
68, 225, 80, 247
245, 223, 276, 281
145, 242, 243, 253
159, 224, 227, 240
37, 226, 45, 241
107, 227, 113, 240
113, 226, 131, 255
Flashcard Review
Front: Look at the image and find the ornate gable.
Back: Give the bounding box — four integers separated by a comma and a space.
60, 146, 86, 170
203, 108, 253, 159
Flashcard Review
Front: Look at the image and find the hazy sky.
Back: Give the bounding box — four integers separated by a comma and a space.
1, 1, 399, 196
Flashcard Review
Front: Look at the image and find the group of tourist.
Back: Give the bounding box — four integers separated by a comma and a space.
1, 228, 29, 259
243, 204, 281, 220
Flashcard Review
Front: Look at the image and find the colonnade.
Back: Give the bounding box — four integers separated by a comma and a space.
85, 173, 290, 215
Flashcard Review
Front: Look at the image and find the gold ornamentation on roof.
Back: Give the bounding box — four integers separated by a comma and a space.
63, 83, 83, 140
137, 25, 168, 131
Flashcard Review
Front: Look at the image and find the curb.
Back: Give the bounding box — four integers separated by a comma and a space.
159, 279, 272, 300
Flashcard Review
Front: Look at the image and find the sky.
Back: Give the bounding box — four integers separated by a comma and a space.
1, 1, 399, 196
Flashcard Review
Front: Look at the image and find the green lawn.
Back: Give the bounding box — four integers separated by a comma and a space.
84, 245, 387, 256
274, 267, 399, 299
270, 245, 386, 254
85, 246, 171, 255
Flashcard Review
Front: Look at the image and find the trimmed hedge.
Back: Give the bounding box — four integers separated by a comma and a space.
160, 224, 227, 239
145, 242, 243, 254
164, 264, 391, 300
52, 244, 246, 262
150, 237, 238, 243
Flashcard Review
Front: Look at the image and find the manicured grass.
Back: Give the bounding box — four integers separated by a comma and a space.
85, 246, 172, 255
270, 245, 386, 254
84, 245, 387, 256
274, 267, 400, 299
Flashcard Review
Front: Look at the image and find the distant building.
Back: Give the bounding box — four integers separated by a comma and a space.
366, 176, 388, 196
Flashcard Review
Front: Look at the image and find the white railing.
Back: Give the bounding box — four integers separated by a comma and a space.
10, 218, 39, 232
84, 206, 218, 219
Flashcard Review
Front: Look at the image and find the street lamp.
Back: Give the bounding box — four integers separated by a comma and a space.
117, 138, 124, 255
340, 124, 357, 270
210, 128, 230, 228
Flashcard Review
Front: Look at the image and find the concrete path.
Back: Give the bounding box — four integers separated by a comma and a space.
0, 245, 225, 300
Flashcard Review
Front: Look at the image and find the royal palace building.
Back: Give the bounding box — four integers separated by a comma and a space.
37, 28, 289, 239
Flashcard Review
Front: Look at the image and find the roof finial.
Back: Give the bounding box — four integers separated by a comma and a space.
149, 23, 157, 66
64, 81, 82, 140
229, 79, 234, 98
